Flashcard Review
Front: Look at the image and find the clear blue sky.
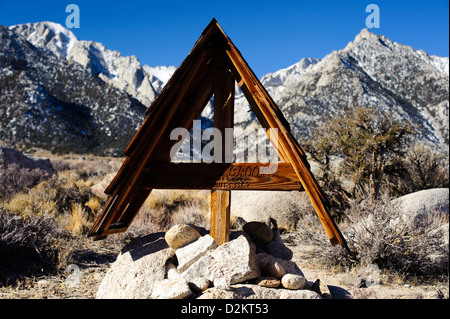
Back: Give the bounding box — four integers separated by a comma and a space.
1, 0, 448, 77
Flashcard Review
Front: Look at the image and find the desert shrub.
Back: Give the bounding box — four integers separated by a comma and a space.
304, 105, 414, 202
2, 189, 57, 217
390, 142, 449, 196
171, 201, 209, 228
0, 146, 55, 199
1, 170, 104, 234
102, 190, 210, 245
344, 194, 448, 277
118, 202, 164, 240
49, 154, 122, 179
0, 163, 53, 199
0, 210, 72, 285
65, 203, 91, 236
296, 193, 449, 280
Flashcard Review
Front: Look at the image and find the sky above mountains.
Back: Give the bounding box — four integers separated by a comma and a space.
1, 0, 448, 78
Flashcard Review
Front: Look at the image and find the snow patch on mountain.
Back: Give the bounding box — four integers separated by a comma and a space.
144, 65, 177, 93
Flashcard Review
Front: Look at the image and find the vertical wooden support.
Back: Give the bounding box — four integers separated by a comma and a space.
210, 190, 231, 245
210, 67, 235, 245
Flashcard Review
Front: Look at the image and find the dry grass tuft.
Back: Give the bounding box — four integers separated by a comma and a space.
66, 203, 90, 235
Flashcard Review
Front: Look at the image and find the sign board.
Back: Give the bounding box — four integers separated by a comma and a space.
88, 19, 349, 251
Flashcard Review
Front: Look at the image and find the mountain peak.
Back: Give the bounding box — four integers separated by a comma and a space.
343, 28, 395, 53
10, 21, 78, 41
354, 28, 378, 42
9, 21, 78, 59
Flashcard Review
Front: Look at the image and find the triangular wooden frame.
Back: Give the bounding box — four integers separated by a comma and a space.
88, 18, 349, 251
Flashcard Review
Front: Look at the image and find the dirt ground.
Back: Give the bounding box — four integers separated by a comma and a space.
0, 235, 448, 299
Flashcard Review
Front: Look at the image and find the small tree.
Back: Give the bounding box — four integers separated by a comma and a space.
305, 105, 414, 201
392, 142, 449, 195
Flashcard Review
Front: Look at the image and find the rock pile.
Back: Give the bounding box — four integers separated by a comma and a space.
96, 221, 330, 299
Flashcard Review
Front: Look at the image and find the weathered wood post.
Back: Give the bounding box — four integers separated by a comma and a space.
210, 66, 235, 245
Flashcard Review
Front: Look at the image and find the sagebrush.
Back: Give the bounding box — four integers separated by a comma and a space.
294, 193, 449, 281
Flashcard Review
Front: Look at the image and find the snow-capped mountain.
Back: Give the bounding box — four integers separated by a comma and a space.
0, 25, 144, 155
202, 29, 448, 151
10, 22, 176, 106
0, 22, 448, 157
238, 28, 449, 147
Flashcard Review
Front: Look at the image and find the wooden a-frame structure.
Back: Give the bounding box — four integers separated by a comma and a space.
88, 18, 349, 251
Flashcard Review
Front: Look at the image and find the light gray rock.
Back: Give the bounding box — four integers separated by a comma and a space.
179, 253, 214, 281
165, 224, 201, 250
197, 287, 236, 299
176, 235, 217, 272
150, 278, 192, 299
213, 276, 231, 290
96, 233, 174, 299
181, 235, 261, 284
198, 284, 322, 299
229, 231, 256, 252
391, 188, 449, 224
281, 274, 307, 290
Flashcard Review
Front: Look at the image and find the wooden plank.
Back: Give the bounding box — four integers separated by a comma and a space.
210, 67, 234, 245
141, 162, 303, 191
210, 189, 230, 245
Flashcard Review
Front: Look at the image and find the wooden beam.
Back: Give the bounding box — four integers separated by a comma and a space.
210, 67, 235, 245
210, 190, 231, 246
141, 162, 303, 191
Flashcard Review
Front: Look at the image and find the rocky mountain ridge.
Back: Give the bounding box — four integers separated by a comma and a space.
1, 22, 448, 156
231, 28, 448, 147
0, 24, 148, 155
9, 22, 176, 106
